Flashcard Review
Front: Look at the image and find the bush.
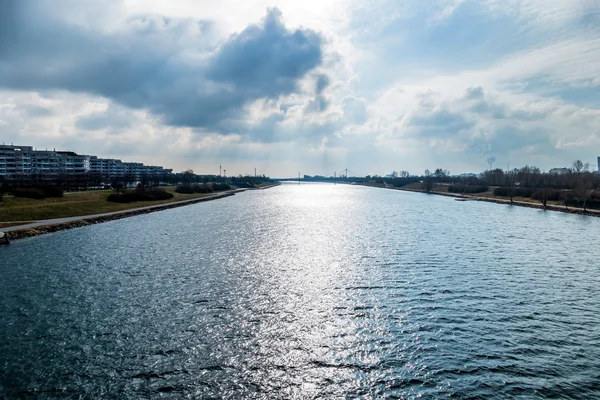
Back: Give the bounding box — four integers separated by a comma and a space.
448, 185, 488, 194
196, 184, 214, 193
175, 184, 215, 194
12, 187, 46, 199
392, 178, 417, 188
493, 187, 533, 197
531, 189, 564, 201
493, 187, 509, 196
10, 185, 64, 199
211, 183, 230, 191
107, 188, 174, 203
564, 198, 600, 210
39, 185, 64, 198
175, 185, 195, 194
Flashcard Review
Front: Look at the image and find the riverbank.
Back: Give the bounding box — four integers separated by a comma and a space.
0, 186, 220, 222
253, 182, 281, 190
362, 182, 600, 218
2, 190, 241, 241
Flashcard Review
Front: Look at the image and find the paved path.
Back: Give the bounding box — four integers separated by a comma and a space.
1, 190, 243, 233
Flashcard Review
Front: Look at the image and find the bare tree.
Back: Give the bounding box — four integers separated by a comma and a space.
582, 189, 594, 211
423, 169, 433, 192
572, 160, 589, 175
400, 170, 410, 178
506, 169, 516, 204
434, 168, 449, 178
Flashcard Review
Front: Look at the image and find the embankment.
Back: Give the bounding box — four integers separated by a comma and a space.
362, 183, 600, 218
5, 191, 237, 241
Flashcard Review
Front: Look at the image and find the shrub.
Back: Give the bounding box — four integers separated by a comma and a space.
12, 187, 46, 199
564, 198, 600, 210
175, 185, 195, 194
195, 184, 214, 193
175, 184, 216, 194
493, 187, 533, 197
493, 187, 509, 196
107, 188, 173, 203
392, 178, 417, 188
532, 189, 564, 201
10, 185, 64, 199
39, 185, 64, 198
211, 183, 230, 191
448, 185, 488, 194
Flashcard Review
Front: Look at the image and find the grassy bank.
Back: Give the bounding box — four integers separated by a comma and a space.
5, 191, 237, 241
362, 182, 600, 216
0, 186, 214, 222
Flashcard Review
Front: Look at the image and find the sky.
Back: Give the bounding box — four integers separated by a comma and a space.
1, 0, 599, 177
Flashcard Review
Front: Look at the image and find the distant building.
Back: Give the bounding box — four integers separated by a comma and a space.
0, 144, 172, 181
549, 167, 570, 175
0, 145, 90, 179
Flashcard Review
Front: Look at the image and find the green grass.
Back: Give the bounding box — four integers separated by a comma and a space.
0, 187, 214, 222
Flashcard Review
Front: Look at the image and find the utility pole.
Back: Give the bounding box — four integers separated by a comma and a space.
254, 167, 256, 177
345, 168, 348, 179
220, 165, 222, 177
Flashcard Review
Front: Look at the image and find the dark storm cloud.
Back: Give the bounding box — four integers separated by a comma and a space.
75, 106, 132, 132
0, 2, 324, 132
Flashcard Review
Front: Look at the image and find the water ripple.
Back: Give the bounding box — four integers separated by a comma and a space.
1, 183, 600, 398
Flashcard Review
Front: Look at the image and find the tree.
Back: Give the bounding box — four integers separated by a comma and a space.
139, 174, 150, 188
536, 172, 550, 209
434, 168, 449, 178
572, 159, 589, 175
582, 190, 594, 211
400, 170, 410, 178
110, 177, 127, 194
506, 168, 517, 204
182, 169, 194, 185
424, 169, 433, 192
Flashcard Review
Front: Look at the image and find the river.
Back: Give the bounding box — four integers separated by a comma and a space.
1, 183, 599, 398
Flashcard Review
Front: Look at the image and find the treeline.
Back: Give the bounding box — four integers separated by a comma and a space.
448, 185, 488, 194
0, 170, 273, 199
420, 160, 600, 211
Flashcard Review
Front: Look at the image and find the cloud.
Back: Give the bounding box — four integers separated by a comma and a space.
75, 104, 132, 132
0, 2, 324, 136
316, 75, 330, 94
341, 96, 368, 124
1, 0, 600, 176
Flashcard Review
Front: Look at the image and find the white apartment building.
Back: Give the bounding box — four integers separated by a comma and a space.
89, 157, 172, 180
0, 145, 90, 178
0, 145, 172, 180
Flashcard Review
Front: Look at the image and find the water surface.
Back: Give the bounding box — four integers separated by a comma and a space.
1, 183, 599, 398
